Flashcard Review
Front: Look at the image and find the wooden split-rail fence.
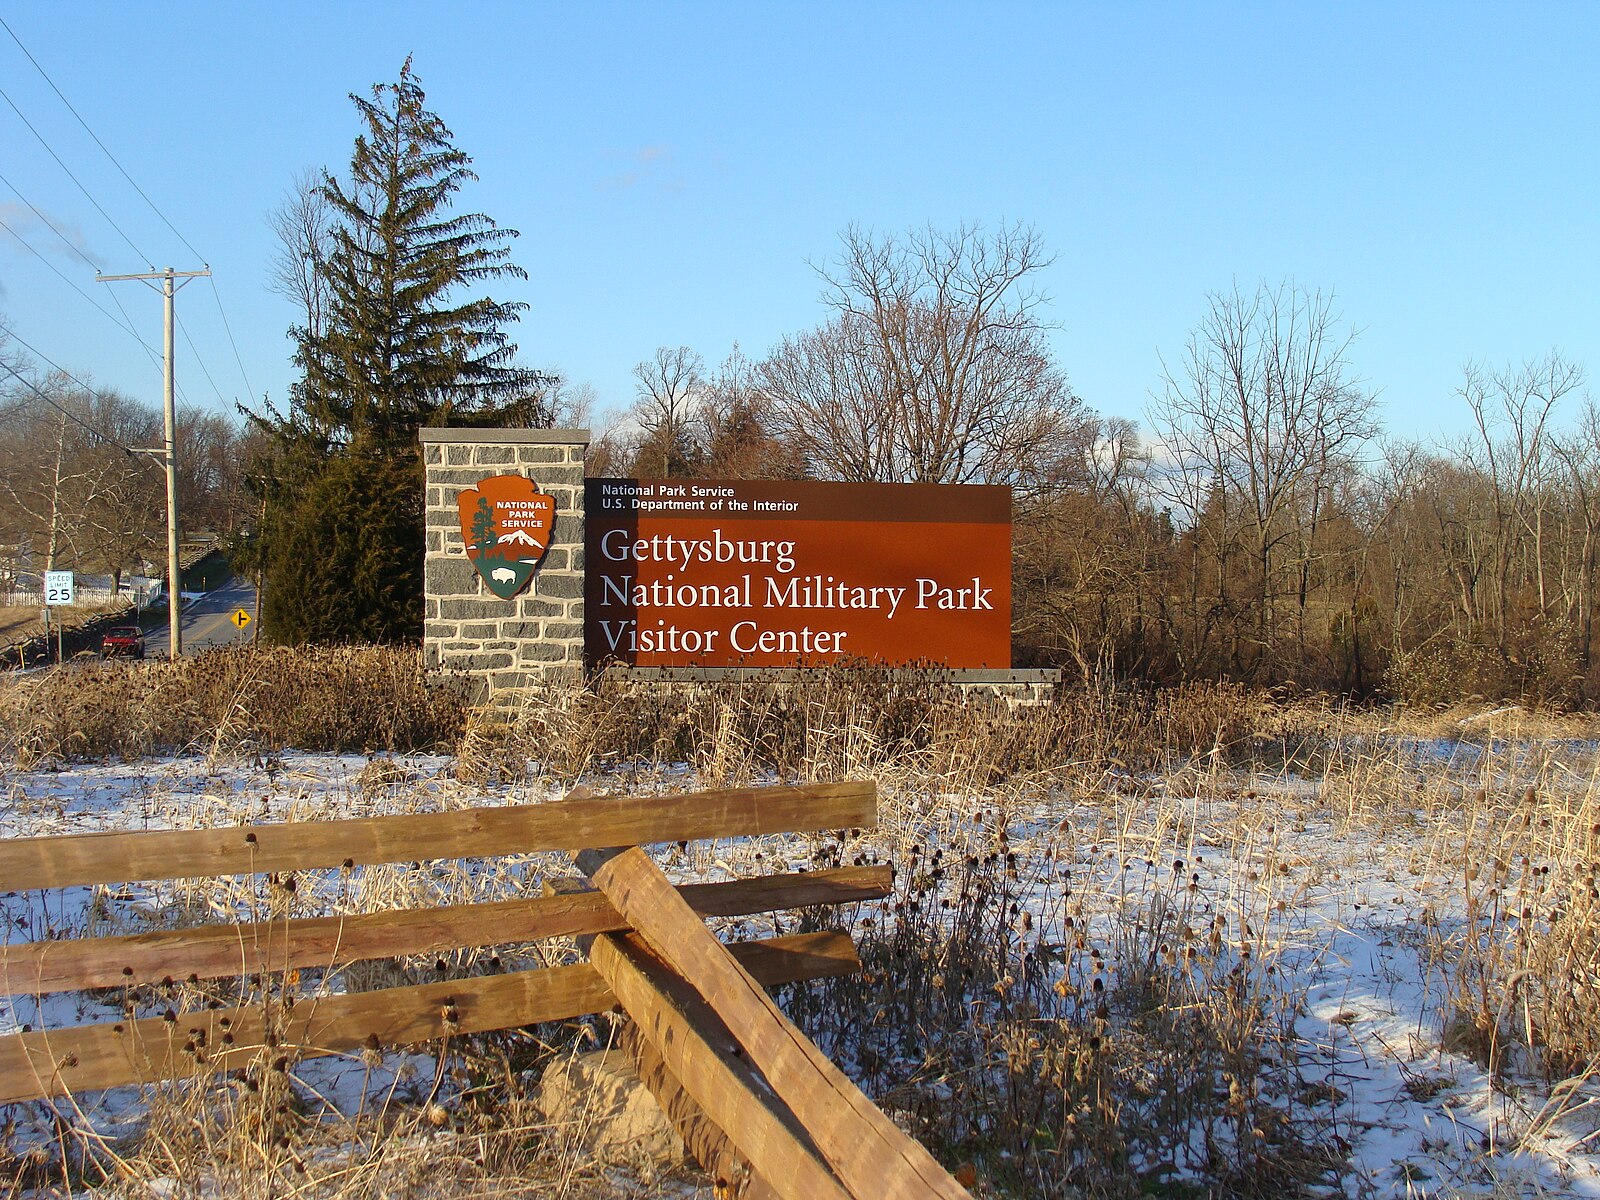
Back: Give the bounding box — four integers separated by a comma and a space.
0, 781, 971, 1199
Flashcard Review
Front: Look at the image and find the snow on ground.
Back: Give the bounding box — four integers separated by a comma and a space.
3, 746, 1600, 1198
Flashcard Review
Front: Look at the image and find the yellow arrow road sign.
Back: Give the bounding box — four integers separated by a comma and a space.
231, 608, 252, 629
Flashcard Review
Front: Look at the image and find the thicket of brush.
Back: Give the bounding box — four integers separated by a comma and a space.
5, 652, 1600, 1197
0, 647, 466, 763
784, 824, 1341, 1197
462, 667, 1272, 791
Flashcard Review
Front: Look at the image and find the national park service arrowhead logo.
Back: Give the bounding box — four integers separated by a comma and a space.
457, 475, 555, 599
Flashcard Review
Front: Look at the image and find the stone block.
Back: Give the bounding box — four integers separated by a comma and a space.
426, 558, 477, 595
532, 571, 582, 600
445, 445, 473, 466
519, 639, 582, 664
515, 445, 566, 465
438, 599, 512, 621
424, 468, 471, 486
473, 445, 515, 465
458, 622, 497, 639
521, 639, 569, 663
444, 651, 513, 671
514, 589, 566, 615
542, 621, 584, 641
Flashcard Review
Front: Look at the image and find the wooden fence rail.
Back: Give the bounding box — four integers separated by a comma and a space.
1, 865, 889, 994
0, 932, 856, 1106
0, 778, 971, 1198
0, 781, 876, 889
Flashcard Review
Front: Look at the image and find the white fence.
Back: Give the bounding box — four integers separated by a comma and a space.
3, 577, 162, 608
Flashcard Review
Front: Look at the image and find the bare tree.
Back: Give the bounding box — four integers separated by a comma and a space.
267, 169, 336, 346
693, 346, 803, 479
175, 406, 249, 534
1552, 398, 1600, 667
1456, 353, 1584, 636
543, 376, 598, 429
1012, 416, 1166, 680
756, 318, 892, 481
1149, 281, 1376, 674
631, 346, 705, 476
0, 378, 165, 596
584, 405, 635, 478
759, 223, 1085, 488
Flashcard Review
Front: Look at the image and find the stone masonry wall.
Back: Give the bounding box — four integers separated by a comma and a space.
420, 428, 589, 697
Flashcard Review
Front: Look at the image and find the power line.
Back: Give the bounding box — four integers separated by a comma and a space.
0, 15, 204, 265
0, 167, 98, 272
0, 345, 135, 454
0, 212, 143, 341
0, 319, 122, 410
0, 80, 151, 266
0, 168, 165, 376
0, 21, 251, 412
175, 310, 229, 409
0, 20, 256, 408
208, 276, 258, 405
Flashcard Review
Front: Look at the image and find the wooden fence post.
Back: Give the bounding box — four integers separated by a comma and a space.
588, 932, 852, 1200
581, 846, 971, 1200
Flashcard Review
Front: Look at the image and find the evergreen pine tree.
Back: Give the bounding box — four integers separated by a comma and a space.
297, 57, 541, 449
261, 452, 422, 643
252, 59, 544, 643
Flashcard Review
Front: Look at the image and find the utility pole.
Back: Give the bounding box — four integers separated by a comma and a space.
97, 266, 209, 660
41, 412, 67, 658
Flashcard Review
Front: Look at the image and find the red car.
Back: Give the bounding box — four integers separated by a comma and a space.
100, 626, 146, 659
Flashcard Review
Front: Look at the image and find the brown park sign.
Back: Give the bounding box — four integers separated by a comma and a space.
458, 474, 555, 599
585, 478, 1011, 668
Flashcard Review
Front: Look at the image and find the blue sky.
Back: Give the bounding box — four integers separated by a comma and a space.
1, 2, 1595, 448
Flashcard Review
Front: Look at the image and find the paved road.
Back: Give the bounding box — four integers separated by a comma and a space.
146, 573, 259, 656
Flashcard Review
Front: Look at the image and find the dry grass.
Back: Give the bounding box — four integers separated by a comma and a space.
0, 646, 467, 764
0, 603, 121, 650
5, 657, 1600, 1196
463, 669, 1267, 795
1427, 776, 1600, 1083
782, 801, 1342, 1197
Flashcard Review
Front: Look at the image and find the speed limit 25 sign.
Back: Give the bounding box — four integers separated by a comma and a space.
44, 571, 74, 606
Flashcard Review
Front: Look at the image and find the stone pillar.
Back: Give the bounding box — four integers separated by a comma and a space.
420, 428, 589, 697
